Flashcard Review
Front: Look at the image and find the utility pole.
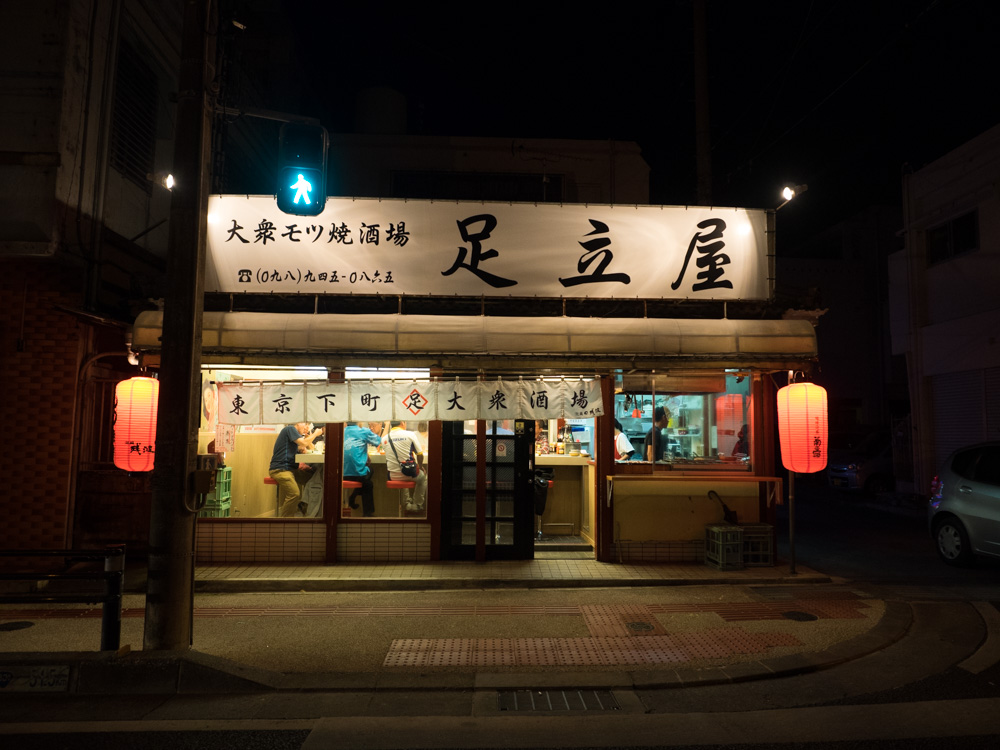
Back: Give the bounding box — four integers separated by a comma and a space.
693, 0, 712, 206
144, 0, 216, 651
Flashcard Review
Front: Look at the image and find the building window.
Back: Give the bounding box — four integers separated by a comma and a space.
109, 38, 158, 193
927, 209, 979, 265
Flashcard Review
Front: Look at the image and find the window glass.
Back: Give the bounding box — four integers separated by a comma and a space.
973, 447, 1000, 487
613, 372, 752, 470
927, 209, 979, 265
951, 447, 979, 481
197, 367, 431, 521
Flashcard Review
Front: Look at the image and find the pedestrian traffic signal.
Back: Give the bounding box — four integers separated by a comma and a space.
276, 122, 328, 216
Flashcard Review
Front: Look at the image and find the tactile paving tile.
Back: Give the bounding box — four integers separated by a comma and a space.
383, 627, 804, 667
580, 604, 668, 637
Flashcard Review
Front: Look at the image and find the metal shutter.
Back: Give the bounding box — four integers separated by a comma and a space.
986, 367, 1000, 441
931, 370, 985, 469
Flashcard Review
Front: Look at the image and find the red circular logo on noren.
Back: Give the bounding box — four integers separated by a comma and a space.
402, 388, 428, 416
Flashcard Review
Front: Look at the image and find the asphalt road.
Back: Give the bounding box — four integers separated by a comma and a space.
778, 479, 1000, 593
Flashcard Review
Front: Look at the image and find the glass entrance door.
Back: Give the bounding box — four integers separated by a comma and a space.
440, 420, 535, 560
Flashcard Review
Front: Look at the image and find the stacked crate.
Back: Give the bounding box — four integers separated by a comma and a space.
704, 523, 743, 570
198, 467, 232, 518
740, 523, 774, 566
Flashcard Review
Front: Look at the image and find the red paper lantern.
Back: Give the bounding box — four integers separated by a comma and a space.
715, 394, 744, 454
776, 382, 827, 473
114, 376, 159, 472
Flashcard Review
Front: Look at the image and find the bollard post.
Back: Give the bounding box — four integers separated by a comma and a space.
101, 545, 126, 651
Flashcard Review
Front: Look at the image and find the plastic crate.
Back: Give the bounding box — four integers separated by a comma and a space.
205, 467, 232, 505
705, 524, 744, 570
198, 499, 230, 518
740, 523, 774, 566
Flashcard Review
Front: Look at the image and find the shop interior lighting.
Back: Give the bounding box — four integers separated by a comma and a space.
345, 366, 430, 380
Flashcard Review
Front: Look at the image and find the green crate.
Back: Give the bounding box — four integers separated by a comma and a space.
705, 524, 743, 570
740, 523, 773, 566
198, 499, 230, 518
205, 467, 232, 505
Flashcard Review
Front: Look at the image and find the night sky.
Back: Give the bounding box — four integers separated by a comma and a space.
247, 0, 997, 243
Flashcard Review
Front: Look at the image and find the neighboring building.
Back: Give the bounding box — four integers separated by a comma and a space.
0, 0, 183, 555
890, 122, 1000, 494
779, 205, 906, 432
325, 132, 649, 206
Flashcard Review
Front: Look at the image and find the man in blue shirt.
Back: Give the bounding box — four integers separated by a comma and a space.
269, 422, 322, 516
343, 421, 383, 517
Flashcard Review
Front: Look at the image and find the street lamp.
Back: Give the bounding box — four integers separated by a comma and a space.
777, 183, 808, 211
147, 171, 175, 190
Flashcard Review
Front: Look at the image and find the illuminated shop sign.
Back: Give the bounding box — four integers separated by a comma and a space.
206, 196, 769, 300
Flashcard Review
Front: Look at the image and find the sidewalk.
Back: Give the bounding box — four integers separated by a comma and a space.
0, 557, 920, 698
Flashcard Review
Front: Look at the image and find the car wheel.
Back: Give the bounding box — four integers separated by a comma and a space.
934, 517, 974, 566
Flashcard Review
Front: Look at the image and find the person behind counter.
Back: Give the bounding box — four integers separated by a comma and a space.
343, 421, 383, 517
643, 406, 672, 462
614, 419, 634, 461
383, 420, 426, 512
269, 422, 322, 517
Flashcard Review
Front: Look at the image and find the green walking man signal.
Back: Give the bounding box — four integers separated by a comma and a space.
276, 122, 328, 216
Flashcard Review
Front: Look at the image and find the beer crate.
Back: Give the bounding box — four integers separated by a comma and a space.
705, 523, 744, 570
741, 523, 774, 566
204, 467, 232, 506
198, 499, 231, 518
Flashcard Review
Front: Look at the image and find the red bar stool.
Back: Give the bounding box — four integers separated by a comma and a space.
263, 476, 279, 515
342, 479, 362, 516
386, 479, 416, 517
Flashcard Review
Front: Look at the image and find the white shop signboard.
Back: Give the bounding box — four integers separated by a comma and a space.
206, 196, 769, 300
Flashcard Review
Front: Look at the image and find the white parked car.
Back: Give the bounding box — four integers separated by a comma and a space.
928, 442, 1000, 565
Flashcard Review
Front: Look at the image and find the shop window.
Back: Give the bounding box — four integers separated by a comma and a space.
613, 372, 752, 471
197, 367, 432, 521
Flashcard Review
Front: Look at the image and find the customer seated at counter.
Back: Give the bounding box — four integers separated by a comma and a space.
643, 406, 671, 462
269, 422, 322, 517
383, 420, 426, 512
343, 421, 384, 517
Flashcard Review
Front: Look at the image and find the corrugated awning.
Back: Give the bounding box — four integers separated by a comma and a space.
131, 311, 817, 372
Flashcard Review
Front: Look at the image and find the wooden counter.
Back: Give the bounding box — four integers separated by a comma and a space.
536, 454, 591, 466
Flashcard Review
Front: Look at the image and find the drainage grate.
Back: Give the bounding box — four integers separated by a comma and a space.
498, 689, 621, 712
